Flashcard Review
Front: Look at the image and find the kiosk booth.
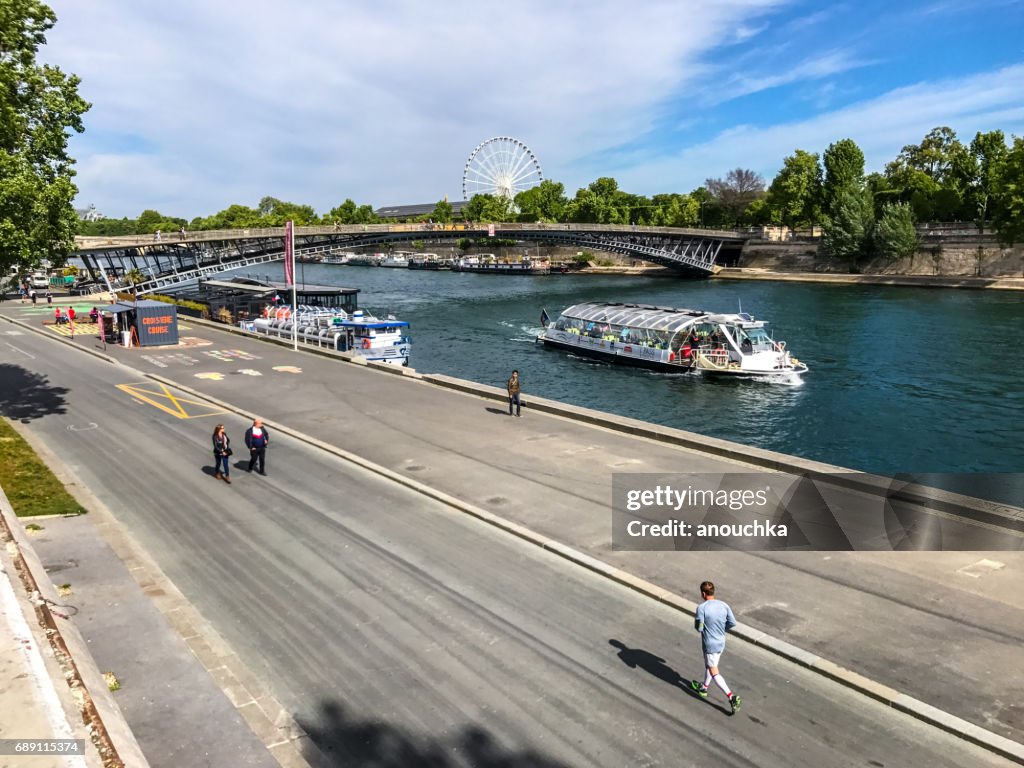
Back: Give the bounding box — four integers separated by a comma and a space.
99, 300, 179, 347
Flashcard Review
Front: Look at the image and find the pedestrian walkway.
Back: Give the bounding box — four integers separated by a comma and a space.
0, 541, 98, 768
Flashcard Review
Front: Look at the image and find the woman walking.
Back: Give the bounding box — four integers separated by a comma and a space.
212, 424, 232, 484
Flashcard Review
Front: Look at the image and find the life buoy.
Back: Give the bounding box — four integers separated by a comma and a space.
669, 351, 676, 362
361, 338, 371, 349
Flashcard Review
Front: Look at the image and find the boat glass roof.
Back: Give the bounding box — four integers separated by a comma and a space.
559, 302, 709, 332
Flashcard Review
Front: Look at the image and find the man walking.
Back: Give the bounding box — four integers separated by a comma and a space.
507, 370, 521, 417
690, 581, 741, 713
244, 418, 270, 475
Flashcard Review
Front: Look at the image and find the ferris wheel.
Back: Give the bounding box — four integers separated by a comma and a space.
462, 137, 544, 201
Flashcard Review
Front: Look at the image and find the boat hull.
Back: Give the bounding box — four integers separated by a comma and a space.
539, 335, 692, 372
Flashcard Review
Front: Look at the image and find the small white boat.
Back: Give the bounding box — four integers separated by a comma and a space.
246, 306, 411, 366
379, 253, 410, 268
538, 301, 807, 381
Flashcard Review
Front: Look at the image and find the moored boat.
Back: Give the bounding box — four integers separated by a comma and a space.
453, 254, 550, 275
244, 306, 411, 366
537, 301, 807, 380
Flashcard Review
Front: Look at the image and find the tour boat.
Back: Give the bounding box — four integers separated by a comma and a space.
244, 307, 411, 366
453, 254, 550, 275
379, 253, 410, 268
537, 301, 807, 380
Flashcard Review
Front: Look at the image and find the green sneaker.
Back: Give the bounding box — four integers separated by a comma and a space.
690, 680, 708, 698
729, 694, 742, 713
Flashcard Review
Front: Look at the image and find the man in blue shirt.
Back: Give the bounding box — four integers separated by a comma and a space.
690, 581, 741, 713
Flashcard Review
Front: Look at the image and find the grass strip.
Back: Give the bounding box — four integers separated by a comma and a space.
0, 418, 85, 517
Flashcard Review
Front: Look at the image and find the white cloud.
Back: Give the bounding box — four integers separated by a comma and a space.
51, 0, 791, 216
613, 64, 1024, 193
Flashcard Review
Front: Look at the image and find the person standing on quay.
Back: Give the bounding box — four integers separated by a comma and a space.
212, 424, 232, 484
690, 581, 741, 713
245, 418, 270, 475
507, 370, 522, 417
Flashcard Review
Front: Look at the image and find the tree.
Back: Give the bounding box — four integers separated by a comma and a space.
991, 135, 1024, 245
136, 209, 164, 233
873, 202, 919, 261
704, 169, 765, 224
966, 130, 1009, 231
822, 139, 865, 210
766, 150, 822, 227
0, 0, 90, 273
431, 199, 453, 224
463, 193, 512, 222
514, 180, 567, 222
823, 186, 874, 260
896, 127, 967, 187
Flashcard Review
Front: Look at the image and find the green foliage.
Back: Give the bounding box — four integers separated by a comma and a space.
324, 198, 377, 225
822, 139, 865, 210
124, 268, 144, 285
992, 136, 1024, 245
463, 193, 513, 222
431, 199, 453, 223
767, 150, 822, 226
0, 0, 90, 273
823, 186, 874, 260
967, 130, 1009, 229
514, 180, 567, 222
873, 202, 919, 261
456, 237, 472, 251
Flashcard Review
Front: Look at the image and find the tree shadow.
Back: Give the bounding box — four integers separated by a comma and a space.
608, 639, 731, 716
298, 700, 572, 768
0, 364, 69, 422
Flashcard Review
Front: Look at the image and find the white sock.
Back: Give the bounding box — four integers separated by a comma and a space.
713, 673, 731, 696
703, 670, 713, 688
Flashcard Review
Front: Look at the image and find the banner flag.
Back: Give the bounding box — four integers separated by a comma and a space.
284, 220, 295, 286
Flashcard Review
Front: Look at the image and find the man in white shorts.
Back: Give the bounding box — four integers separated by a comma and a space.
690, 580, 741, 713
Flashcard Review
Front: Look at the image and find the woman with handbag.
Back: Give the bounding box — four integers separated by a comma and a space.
212, 424, 232, 484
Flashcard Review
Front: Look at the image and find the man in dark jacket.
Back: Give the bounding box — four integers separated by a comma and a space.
244, 418, 270, 475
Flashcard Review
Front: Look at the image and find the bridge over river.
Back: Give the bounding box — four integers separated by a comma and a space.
71, 222, 748, 295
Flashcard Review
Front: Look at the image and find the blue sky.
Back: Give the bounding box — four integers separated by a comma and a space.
51, 0, 1024, 219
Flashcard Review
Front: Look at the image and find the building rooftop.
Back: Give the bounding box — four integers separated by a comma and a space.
374, 201, 468, 219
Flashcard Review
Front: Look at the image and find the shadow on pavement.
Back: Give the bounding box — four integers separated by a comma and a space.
298, 700, 571, 767
608, 639, 732, 716
0, 364, 69, 421
484, 407, 510, 416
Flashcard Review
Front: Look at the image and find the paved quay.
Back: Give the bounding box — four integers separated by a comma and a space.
0, 322, 1017, 768
1, 304, 1022, 763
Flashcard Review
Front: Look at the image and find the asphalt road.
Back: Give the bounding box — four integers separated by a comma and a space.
13, 308, 1022, 744
0, 317, 1015, 766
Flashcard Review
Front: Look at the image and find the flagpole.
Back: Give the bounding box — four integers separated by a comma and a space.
287, 221, 297, 351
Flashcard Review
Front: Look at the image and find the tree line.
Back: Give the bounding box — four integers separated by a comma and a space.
77, 126, 1024, 265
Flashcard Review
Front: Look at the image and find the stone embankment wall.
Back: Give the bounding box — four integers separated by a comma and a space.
738, 234, 1024, 277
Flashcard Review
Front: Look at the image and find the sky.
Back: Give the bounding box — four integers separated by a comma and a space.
51, 0, 1024, 220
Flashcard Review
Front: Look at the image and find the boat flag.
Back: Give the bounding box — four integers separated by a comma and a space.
540, 308, 550, 328
284, 220, 295, 286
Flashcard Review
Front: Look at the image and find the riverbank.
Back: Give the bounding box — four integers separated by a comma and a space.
714, 267, 1024, 290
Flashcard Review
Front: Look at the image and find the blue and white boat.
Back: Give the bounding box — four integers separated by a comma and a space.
246, 307, 411, 366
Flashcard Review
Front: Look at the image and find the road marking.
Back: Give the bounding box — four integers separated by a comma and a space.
238, 369, 262, 376
5, 342, 34, 359
272, 365, 302, 374
115, 382, 227, 419
956, 559, 1006, 579
195, 372, 225, 381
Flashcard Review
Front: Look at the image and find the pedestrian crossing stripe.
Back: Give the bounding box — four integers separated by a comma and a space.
49, 322, 99, 336
115, 382, 227, 419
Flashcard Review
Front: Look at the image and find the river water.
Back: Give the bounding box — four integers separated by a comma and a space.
240, 263, 1023, 478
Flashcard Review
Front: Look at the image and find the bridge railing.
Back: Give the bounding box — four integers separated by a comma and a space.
74, 222, 747, 251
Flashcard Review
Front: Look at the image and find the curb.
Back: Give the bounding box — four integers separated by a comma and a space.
0, 486, 151, 768
3, 311, 1023, 763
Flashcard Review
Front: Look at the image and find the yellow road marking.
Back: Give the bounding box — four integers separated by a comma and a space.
115, 382, 227, 419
